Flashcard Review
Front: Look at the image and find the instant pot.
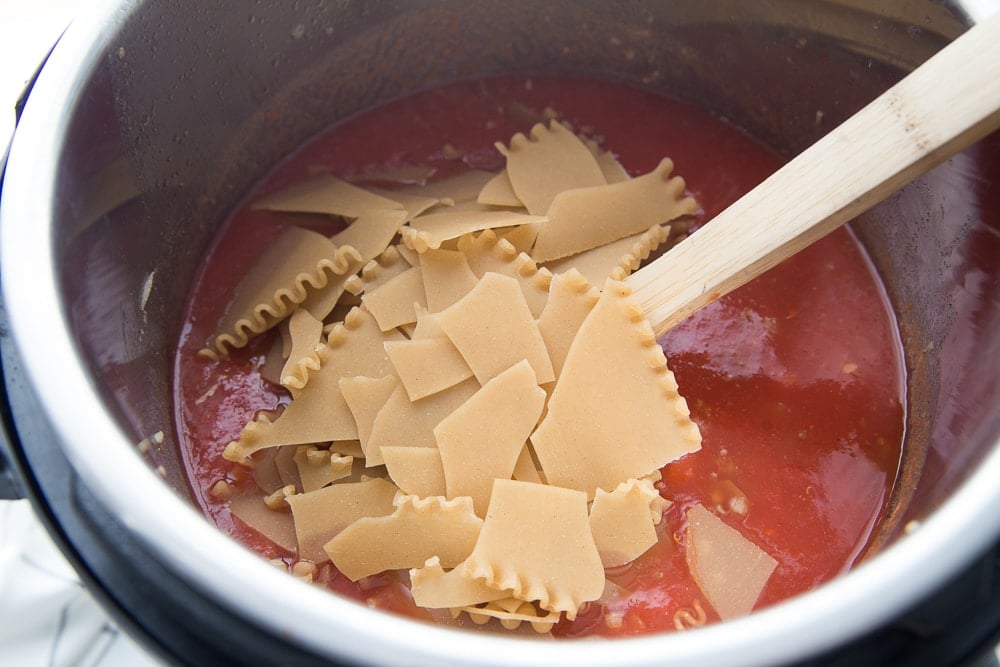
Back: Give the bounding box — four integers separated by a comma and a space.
1, 1, 999, 665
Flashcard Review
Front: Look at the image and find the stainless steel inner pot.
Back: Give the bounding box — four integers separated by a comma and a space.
2, 1, 999, 665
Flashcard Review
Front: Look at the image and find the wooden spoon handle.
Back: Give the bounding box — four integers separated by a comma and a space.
626, 11, 1000, 337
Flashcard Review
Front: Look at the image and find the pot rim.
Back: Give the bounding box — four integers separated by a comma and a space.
3, 2, 999, 665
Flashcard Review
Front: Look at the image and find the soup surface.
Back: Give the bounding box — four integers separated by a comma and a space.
174, 75, 905, 636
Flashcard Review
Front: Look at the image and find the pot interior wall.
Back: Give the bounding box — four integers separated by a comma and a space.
54, 0, 997, 552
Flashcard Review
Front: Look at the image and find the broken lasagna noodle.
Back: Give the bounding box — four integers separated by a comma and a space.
178, 79, 904, 637
196, 116, 778, 632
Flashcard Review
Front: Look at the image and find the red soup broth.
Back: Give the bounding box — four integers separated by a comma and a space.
173, 75, 905, 637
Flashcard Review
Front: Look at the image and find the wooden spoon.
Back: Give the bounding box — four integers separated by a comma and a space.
626, 11, 1000, 336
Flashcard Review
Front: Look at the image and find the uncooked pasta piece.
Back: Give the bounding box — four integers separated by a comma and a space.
543, 224, 670, 287
461, 479, 604, 618
330, 440, 365, 458
279, 309, 324, 390
500, 224, 540, 255
418, 248, 479, 312
477, 170, 523, 207
434, 360, 547, 515
343, 245, 410, 297
402, 210, 545, 253
455, 231, 552, 318
404, 170, 496, 203
456, 599, 560, 633
436, 272, 554, 385
531, 158, 697, 262
361, 267, 427, 332
364, 187, 444, 220
325, 495, 483, 580
530, 280, 702, 498
293, 445, 353, 493
584, 138, 630, 184
285, 477, 399, 563
273, 446, 301, 489
229, 492, 298, 552
367, 377, 480, 456
511, 445, 544, 484
410, 556, 510, 609
223, 309, 403, 462
339, 375, 399, 465
497, 120, 606, 215
223, 386, 355, 463
203, 226, 363, 358
536, 270, 600, 379
384, 337, 474, 401
251, 174, 404, 216
323, 292, 363, 328
588, 478, 664, 568
409, 306, 447, 340
297, 209, 408, 321
330, 208, 408, 262
349, 163, 436, 186
252, 448, 285, 494
380, 446, 446, 498
685, 504, 777, 620
258, 336, 286, 386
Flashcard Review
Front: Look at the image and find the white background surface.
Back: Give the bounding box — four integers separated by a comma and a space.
1, 3, 160, 666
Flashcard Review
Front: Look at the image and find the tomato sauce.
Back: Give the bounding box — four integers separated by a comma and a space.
173, 75, 905, 636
